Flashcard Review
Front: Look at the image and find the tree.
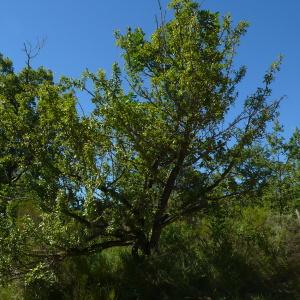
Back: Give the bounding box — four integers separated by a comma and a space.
0, 0, 281, 282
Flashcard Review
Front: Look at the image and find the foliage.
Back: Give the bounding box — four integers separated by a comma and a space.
0, 0, 299, 299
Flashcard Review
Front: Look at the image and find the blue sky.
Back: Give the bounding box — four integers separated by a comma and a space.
1, 0, 299, 136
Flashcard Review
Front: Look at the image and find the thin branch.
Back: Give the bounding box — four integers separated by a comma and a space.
22, 37, 46, 69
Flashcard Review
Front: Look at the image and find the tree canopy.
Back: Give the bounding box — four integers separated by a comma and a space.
0, 1, 299, 299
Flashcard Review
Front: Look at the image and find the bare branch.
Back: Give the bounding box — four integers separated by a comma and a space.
22, 37, 47, 69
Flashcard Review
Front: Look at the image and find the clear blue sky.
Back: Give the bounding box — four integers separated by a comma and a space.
1, 0, 299, 136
